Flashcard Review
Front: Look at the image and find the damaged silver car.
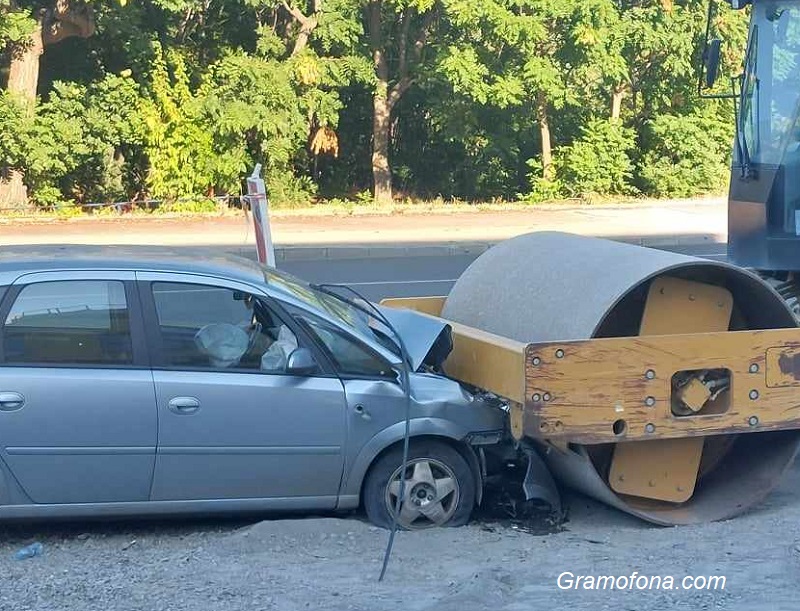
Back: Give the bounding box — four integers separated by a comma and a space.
0, 246, 515, 529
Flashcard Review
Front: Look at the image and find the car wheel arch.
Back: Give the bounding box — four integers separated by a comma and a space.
340, 418, 468, 497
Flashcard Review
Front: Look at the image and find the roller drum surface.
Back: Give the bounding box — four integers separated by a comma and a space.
442, 231, 800, 524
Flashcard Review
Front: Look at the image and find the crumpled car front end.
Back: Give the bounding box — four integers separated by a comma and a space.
407, 371, 561, 518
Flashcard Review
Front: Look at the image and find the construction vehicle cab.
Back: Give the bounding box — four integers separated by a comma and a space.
719, 0, 800, 270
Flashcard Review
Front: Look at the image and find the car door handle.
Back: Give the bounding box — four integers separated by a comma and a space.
167, 397, 201, 414
0, 392, 25, 412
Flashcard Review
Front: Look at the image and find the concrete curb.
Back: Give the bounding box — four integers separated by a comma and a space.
275, 242, 492, 262
272, 234, 726, 261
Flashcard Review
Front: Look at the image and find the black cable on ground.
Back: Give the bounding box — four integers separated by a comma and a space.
311, 284, 414, 582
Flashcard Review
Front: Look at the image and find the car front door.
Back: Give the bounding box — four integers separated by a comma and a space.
138, 273, 347, 507
0, 272, 156, 504
280, 306, 406, 497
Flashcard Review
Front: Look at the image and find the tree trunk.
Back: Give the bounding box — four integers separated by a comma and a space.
372, 87, 393, 203
536, 95, 553, 181
369, 0, 392, 203
0, 24, 44, 209
7, 25, 44, 104
611, 87, 625, 120
0, 171, 29, 210
291, 17, 317, 56
281, 1, 320, 57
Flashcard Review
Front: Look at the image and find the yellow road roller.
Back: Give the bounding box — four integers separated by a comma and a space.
383, 232, 800, 525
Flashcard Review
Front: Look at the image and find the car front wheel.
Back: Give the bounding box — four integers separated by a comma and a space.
363, 440, 476, 530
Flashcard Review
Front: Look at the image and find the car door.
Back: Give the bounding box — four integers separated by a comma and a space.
138, 272, 347, 506
0, 271, 157, 504
279, 306, 407, 492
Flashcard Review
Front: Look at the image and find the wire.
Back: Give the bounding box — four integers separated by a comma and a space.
311, 283, 413, 582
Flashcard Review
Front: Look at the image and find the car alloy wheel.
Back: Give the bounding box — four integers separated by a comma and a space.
384, 458, 460, 529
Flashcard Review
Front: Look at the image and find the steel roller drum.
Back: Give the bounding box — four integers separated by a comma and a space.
442, 231, 800, 524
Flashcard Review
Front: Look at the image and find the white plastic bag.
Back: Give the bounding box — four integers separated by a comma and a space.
194, 322, 250, 368
261, 325, 298, 371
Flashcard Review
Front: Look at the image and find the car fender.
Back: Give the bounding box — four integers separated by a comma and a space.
340, 417, 482, 504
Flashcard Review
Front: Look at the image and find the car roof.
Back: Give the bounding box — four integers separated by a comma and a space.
0, 244, 327, 325
0, 245, 266, 285
0, 245, 403, 364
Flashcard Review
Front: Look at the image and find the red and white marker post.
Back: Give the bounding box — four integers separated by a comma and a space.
246, 164, 275, 267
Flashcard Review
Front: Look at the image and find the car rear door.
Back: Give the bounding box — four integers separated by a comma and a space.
137, 272, 347, 506
0, 271, 157, 504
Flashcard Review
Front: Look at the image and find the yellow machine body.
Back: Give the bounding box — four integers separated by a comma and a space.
382, 296, 800, 442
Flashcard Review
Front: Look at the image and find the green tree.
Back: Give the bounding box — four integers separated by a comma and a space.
1, 0, 99, 207
366, 0, 438, 202
556, 117, 636, 197
0, 0, 753, 209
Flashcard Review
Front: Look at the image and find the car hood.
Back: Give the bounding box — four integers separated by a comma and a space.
377, 305, 453, 371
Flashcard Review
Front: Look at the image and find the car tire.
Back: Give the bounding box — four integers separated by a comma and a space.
363, 440, 476, 530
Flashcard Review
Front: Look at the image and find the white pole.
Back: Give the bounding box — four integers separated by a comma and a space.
246, 163, 275, 267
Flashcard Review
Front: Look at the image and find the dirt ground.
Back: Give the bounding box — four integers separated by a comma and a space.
1, 462, 798, 611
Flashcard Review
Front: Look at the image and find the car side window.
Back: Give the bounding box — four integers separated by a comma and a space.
151, 282, 299, 373
290, 309, 394, 379
3, 280, 133, 366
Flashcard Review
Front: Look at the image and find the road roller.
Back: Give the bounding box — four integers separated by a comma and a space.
380, 0, 800, 526
383, 233, 800, 525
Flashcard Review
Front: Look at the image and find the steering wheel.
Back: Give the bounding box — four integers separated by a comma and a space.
246, 316, 263, 352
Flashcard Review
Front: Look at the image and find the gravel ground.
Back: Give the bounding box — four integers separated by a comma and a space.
1, 464, 799, 611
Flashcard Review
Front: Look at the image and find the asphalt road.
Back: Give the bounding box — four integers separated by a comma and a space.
278, 242, 729, 302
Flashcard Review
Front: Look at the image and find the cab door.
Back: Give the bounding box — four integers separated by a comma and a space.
0, 272, 156, 504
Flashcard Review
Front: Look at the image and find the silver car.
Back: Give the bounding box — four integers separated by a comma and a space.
0, 246, 508, 529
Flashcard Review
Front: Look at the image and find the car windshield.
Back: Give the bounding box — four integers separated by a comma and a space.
263, 267, 401, 359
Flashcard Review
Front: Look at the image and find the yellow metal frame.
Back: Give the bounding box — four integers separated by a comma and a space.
379, 299, 528, 404
524, 328, 800, 443
380, 297, 446, 318
380, 299, 800, 445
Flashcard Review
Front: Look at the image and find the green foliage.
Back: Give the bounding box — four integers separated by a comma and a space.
31, 185, 70, 209
0, 91, 28, 169
12, 75, 146, 205
0, 0, 749, 209
201, 51, 318, 203
556, 118, 636, 198
266, 171, 317, 207
638, 108, 734, 197
0, 1, 35, 49
157, 198, 220, 214
522, 159, 563, 203
139, 46, 231, 199
52, 202, 85, 217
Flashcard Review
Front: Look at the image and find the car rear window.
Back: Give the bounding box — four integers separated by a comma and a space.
2, 280, 133, 366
